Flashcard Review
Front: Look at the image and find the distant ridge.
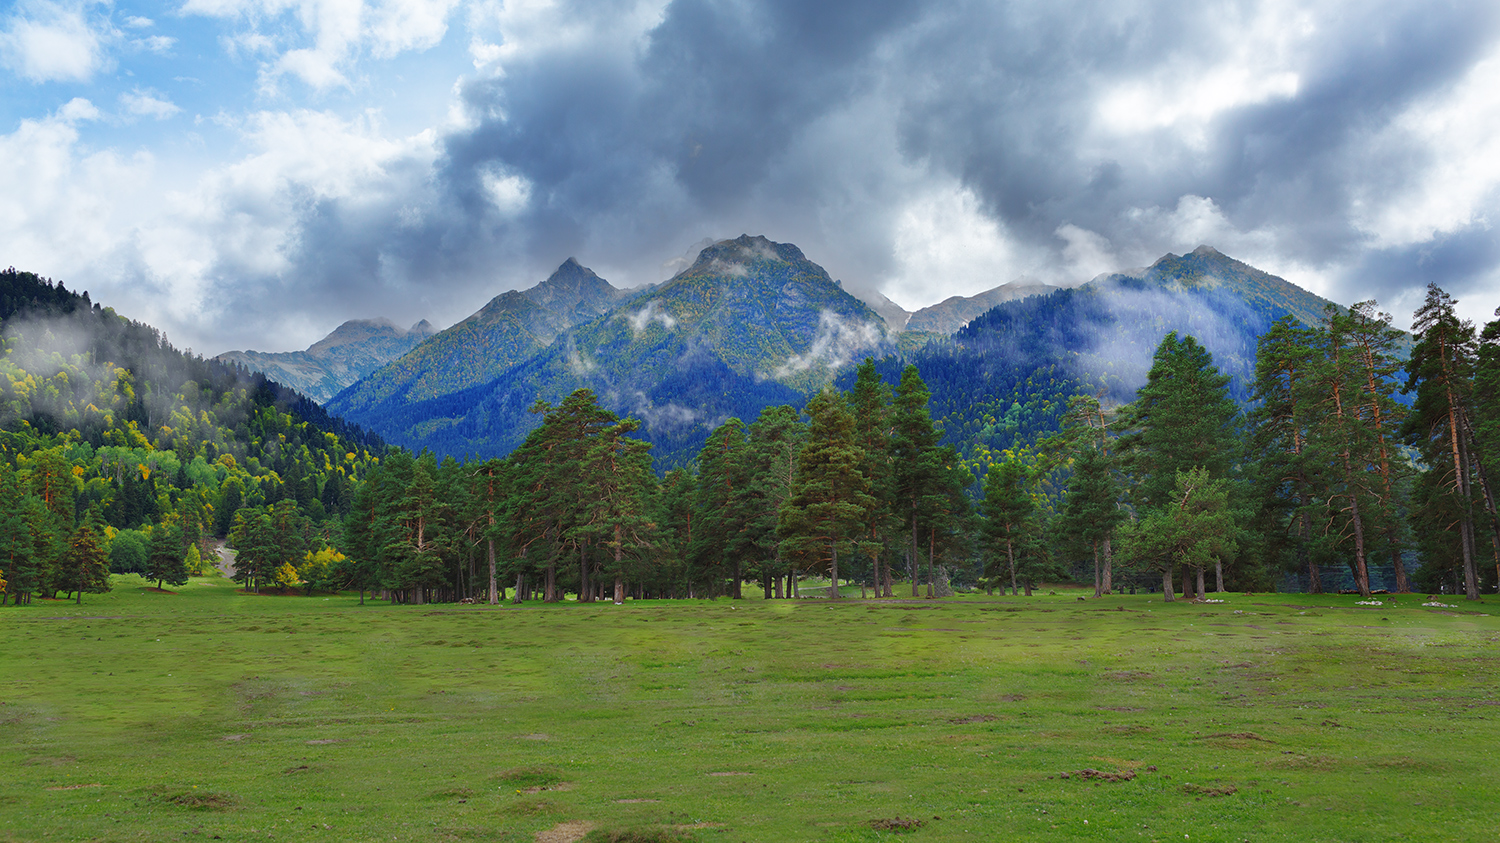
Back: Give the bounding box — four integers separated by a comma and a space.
217, 318, 435, 403
327, 258, 627, 420
905, 278, 1059, 334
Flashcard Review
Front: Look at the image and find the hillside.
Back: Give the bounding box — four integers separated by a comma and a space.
216, 318, 434, 403
327, 258, 626, 420
0, 268, 383, 581
344, 235, 893, 464
877, 246, 1346, 469
905, 278, 1059, 334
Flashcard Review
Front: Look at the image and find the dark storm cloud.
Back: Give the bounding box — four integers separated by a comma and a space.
215, 0, 1500, 350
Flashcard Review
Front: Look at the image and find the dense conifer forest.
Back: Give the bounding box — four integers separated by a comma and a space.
3, 265, 1499, 608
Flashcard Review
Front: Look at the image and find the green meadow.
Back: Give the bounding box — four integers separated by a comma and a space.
2, 575, 1497, 842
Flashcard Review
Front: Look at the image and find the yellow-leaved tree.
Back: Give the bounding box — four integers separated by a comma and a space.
297, 547, 345, 596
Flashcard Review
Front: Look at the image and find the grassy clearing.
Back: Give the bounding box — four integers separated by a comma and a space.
2, 573, 1497, 841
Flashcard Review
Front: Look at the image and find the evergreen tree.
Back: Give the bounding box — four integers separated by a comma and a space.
847, 359, 898, 597
980, 459, 1035, 596
890, 365, 944, 595
64, 512, 112, 604
1116, 332, 1241, 508
1058, 446, 1126, 596
691, 418, 750, 597
147, 520, 188, 590
738, 405, 805, 598
577, 417, 658, 604
1118, 468, 1238, 602
1248, 316, 1323, 592
1403, 284, 1483, 600
779, 389, 874, 599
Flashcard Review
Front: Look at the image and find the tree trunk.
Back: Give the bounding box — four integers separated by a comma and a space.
1006, 537, 1018, 596
487, 539, 498, 605
1102, 536, 1113, 594
545, 559, 557, 603
910, 512, 920, 597
829, 540, 840, 600
1214, 557, 1224, 593
1092, 541, 1101, 598
1195, 566, 1205, 600
513, 572, 525, 604
1162, 568, 1174, 602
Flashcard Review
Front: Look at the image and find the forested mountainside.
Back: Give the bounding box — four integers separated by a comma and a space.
0, 268, 383, 604
216, 318, 435, 403
327, 258, 627, 420
334, 236, 894, 466
904, 279, 1059, 334
862, 246, 1348, 470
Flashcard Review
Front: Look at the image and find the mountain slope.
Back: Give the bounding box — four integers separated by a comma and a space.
327, 258, 626, 420
352, 235, 892, 464
217, 318, 434, 403
905, 278, 1059, 334
884, 245, 1347, 468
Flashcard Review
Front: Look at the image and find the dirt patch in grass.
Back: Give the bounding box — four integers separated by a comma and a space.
869, 816, 925, 831
305, 738, 345, 745
949, 714, 996, 724
613, 798, 661, 804
521, 782, 575, 795
503, 799, 563, 818
583, 829, 697, 843
45, 783, 102, 790
220, 734, 248, 742
496, 766, 565, 789
1199, 731, 1272, 742
536, 820, 595, 843
518, 733, 551, 741
1182, 783, 1238, 797
705, 771, 751, 776
1102, 670, 1153, 681
1060, 768, 1137, 782
143, 786, 237, 811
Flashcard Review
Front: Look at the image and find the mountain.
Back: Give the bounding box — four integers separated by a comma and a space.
905, 278, 1058, 334
869, 245, 1347, 468
216, 318, 435, 403
0, 268, 383, 537
326, 258, 626, 421
860, 289, 912, 331
340, 235, 893, 464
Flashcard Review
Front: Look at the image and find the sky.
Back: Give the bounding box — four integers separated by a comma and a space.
3, 0, 1499, 356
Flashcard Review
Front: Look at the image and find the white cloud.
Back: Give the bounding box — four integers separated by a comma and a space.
621, 300, 677, 335
120, 89, 182, 120
775, 310, 883, 378
136, 34, 175, 53
1353, 48, 1500, 249
883, 182, 1021, 308
123, 15, 153, 28
181, 0, 461, 91
480, 165, 530, 215
0, 0, 114, 83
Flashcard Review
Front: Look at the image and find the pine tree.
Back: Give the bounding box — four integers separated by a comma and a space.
890, 365, 944, 596
847, 359, 898, 597
729, 405, 805, 598
1248, 316, 1323, 592
779, 389, 874, 599
147, 520, 188, 590
65, 513, 112, 604
1403, 284, 1482, 600
691, 418, 750, 597
980, 459, 1035, 596
577, 418, 658, 604
1119, 468, 1238, 602
1058, 446, 1126, 597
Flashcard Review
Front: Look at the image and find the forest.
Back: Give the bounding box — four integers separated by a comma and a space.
2, 264, 1499, 607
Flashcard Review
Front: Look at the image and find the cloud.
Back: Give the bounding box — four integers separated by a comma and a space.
774, 310, 883, 378
7, 0, 1500, 357
0, 0, 114, 82
621, 300, 677, 336
120, 89, 182, 120
180, 0, 462, 91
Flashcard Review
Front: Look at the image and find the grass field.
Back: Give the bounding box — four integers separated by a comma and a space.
2, 574, 1497, 842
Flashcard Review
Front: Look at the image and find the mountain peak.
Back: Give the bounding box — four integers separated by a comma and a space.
687, 235, 809, 274
1190, 245, 1224, 258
